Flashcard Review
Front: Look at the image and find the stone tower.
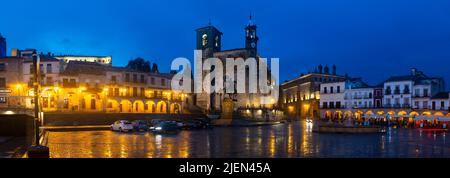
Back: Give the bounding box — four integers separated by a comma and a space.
245, 14, 258, 57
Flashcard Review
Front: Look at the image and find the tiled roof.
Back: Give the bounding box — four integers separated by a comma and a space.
61, 61, 106, 76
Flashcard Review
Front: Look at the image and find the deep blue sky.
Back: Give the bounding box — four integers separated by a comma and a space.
1, 0, 450, 89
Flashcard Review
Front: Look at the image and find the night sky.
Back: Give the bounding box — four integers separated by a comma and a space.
1, 0, 450, 89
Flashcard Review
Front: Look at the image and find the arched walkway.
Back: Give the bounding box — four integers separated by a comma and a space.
145, 101, 156, 113
106, 99, 120, 112
156, 101, 167, 113
170, 103, 182, 114
133, 100, 145, 113
120, 100, 132, 113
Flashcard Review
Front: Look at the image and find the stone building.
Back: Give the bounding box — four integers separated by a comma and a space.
0, 54, 185, 114
281, 65, 346, 119
194, 16, 277, 113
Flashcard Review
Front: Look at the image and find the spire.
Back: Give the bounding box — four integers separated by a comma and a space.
248, 11, 254, 26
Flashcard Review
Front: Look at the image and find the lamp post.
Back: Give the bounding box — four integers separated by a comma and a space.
27, 50, 50, 158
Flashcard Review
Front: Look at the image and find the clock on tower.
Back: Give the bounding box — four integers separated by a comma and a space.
245, 14, 258, 54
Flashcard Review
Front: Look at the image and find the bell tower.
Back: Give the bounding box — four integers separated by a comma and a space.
196, 24, 223, 59
245, 14, 258, 57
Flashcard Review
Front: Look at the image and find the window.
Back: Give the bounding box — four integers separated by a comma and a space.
161, 78, 166, 86
91, 98, 96, 110
140, 87, 145, 97
329, 102, 335, 109
140, 75, 145, 83
133, 74, 137, 83
441, 101, 445, 109
404, 85, 410, 94
125, 73, 130, 82
46, 64, 52, 73
133, 87, 138, 97
423, 89, 429, 97
151, 77, 155, 85
337, 86, 341, 93
423, 101, 428, 109
415, 89, 420, 97
330, 87, 334, 94
0, 78, 5, 88
111, 76, 117, 83
0, 97, 6, 103
323, 87, 328, 94
30, 64, 34, 74
46, 77, 53, 86
322, 102, 328, 109
336, 102, 341, 109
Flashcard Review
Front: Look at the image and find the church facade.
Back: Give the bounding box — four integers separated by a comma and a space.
194, 17, 277, 113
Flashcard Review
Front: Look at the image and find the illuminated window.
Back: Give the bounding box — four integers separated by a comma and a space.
202, 34, 208, 46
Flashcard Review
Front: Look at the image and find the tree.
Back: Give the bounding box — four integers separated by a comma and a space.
126, 57, 151, 73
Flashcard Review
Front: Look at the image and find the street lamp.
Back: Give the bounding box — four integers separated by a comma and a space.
27, 50, 50, 158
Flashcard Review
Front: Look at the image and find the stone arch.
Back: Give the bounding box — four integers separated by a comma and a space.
170, 103, 182, 114
422, 111, 432, 116
156, 101, 167, 113
106, 99, 120, 113
377, 111, 385, 115
120, 100, 132, 113
133, 100, 145, 113
145, 101, 156, 113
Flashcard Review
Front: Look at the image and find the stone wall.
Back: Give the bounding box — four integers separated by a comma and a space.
43, 113, 206, 126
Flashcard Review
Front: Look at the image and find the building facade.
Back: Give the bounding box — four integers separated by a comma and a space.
319, 68, 449, 121
0, 55, 186, 115
281, 65, 346, 119
194, 17, 277, 113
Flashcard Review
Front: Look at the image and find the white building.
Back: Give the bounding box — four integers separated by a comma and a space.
384, 68, 445, 109
430, 92, 450, 111
320, 81, 345, 109
345, 87, 374, 109
320, 77, 373, 109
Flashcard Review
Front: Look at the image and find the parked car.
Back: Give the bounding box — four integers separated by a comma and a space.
111, 120, 134, 132
132, 120, 149, 131
150, 121, 180, 134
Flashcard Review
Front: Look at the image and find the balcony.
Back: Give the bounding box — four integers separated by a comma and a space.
61, 82, 78, 88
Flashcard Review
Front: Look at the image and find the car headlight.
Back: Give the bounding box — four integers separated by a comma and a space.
155, 127, 163, 131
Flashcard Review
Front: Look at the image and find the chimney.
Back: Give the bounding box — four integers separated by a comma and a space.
318, 65, 323, 74
332, 65, 336, 75
411, 68, 417, 76
324, 65, 330, 74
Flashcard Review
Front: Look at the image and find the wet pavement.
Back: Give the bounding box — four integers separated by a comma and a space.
47, 121, 450, 158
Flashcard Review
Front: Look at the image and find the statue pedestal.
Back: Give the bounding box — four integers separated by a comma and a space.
221, 98, 233, 120
212, 98, 234, 126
